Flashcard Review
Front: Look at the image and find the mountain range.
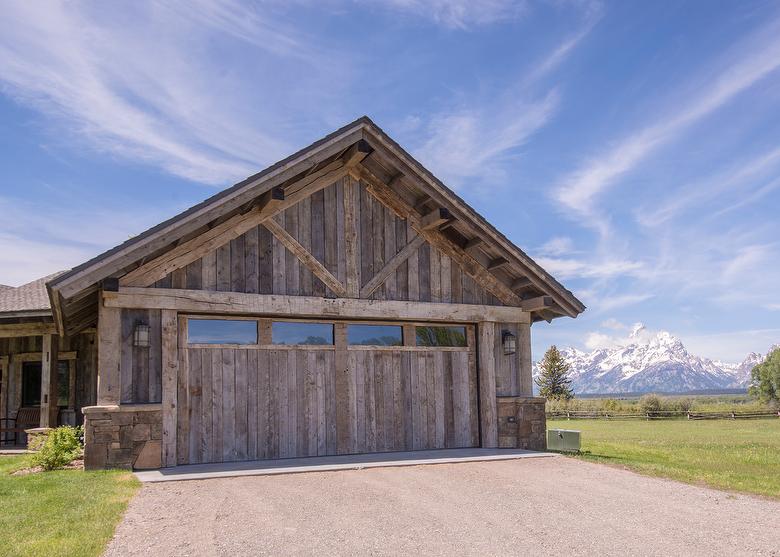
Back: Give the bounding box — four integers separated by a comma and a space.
533, 324, 778, 394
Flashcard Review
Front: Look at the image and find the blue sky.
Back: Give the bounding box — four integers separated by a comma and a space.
1, 1, 779, 362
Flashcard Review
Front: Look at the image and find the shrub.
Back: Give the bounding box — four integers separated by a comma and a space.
639, 393, 662, 415
30, 426, 83, 471
668, 397, 693, 413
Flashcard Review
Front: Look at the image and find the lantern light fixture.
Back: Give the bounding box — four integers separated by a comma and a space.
502, 330, 517, 355
133, 323, 151, 347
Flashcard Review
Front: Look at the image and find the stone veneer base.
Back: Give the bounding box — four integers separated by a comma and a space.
82, 404, 162, 470
497, 396, 547, 450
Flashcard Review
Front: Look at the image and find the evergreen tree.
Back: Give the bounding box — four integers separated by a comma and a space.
535, 345, 574, 400
749, 348, 780, 404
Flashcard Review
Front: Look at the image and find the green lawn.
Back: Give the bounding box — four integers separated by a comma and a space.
548, 418, 780, 498
0, 456, 140, 557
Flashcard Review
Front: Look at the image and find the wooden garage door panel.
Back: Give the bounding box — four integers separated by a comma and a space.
178, 326, 479, 465
181, 347, 337, 465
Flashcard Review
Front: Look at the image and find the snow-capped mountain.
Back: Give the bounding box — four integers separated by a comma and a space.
534, 324, 777, 394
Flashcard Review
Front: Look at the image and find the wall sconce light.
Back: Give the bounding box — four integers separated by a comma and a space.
133, 323, 151, 347
502, 330, 517, 355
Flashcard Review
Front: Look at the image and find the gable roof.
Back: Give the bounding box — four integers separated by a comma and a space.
48, 116, 585, 334
0, 272, 65, 316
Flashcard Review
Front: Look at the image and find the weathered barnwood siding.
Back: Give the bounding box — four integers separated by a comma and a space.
176, 341, 479, 465
119, 309, 162, 404
494, 322, 534, 397
153, 177, 504, 306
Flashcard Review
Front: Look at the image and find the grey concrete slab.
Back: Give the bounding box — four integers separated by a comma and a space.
134, 448, 555, 483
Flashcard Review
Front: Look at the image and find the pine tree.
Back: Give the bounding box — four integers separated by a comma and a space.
535, 345, 574, 400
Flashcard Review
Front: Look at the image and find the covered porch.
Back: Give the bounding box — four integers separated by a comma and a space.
0, 274, 97, 447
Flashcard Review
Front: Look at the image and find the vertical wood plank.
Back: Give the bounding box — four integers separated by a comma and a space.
246, 349, 258, 460
216, 244, 231, 292
120, 309, 134, 404
434, 351, 446, 448
200, 348, 213, 463
97, 302, 121, 405
518, 322, 533, 396
277, 350, 289, 458
272, 214, 286, 295
231, 235, 246, 293
334, 180, 347, 290
176, 317, 189, 465
383, 206, 397, 300
285, 205, 300, 296
478, 322, 498, 448
299, 197, 314, 296
430, 247, 441, 303
245, 226, 259, 294
161, 309, 178, 467
188, 348, 202, 464
257, 350, 270, 459
221, 348, 236, 461
418, 243, 431, 302
334, 324, 350, 454
234, 349, 248, 460
311, 189, 326, 297
315, 351, 327, 455
39, 334, 59, 428
202, 250, 217, 291
211, 349, 223, 462
344, 177, 360, 297
406, 224, 419, 302
258, 225, 274, 295
269, 350, 281, 459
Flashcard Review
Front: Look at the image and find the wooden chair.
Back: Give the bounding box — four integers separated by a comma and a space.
0, 408, 41, 446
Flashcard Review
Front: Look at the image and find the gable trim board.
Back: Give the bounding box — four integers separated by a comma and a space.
47, 116, 584, 337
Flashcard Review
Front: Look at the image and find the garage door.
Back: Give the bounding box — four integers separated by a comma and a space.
176, 317, 479, 465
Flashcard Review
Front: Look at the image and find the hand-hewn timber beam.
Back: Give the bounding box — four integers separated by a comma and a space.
39, 334, 59, 428
0, 322, 57, 338
414, 194, 432, 213
520, 295, 553, 312
104, 287, 531, 324
511, 277, 532, 290
358, 169, 522, 307
360, 235, 425, 298
420, 208, 452, 231
463, 237, 483, 254
342, 139, 373, 167
487, 257, 509, 271
262, 219, 348, 298
120, 164, 352, 287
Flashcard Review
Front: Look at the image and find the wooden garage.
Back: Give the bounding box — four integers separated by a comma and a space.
46, 116, 585, 470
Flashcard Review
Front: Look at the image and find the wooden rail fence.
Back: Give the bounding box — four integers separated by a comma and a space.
547, 410, 780, 421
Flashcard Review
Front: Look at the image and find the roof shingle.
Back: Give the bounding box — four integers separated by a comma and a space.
0, 272, 65, 314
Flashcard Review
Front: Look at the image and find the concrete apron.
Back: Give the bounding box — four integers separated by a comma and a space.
135, 448, 556, 483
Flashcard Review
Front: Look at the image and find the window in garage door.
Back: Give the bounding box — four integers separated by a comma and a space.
178, 316, 479, 466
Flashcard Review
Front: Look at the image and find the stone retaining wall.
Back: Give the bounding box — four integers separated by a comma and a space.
83, 404, 162, 470
497, 396, 546, 450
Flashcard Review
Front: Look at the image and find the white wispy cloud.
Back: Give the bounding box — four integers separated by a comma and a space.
533, 256, 644, 280
411, 5, 600, 188
0, 1, 350, 186
638, 145, 780, 226
368, 0, 528, 29
415, 88, 560, 186
538, 236, 576, 256
554, 17, 780, 221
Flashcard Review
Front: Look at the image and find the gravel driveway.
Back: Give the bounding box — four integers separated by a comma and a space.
105, 458, 779, 556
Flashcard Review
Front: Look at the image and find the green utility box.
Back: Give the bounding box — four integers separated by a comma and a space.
547, 429, 581, 452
